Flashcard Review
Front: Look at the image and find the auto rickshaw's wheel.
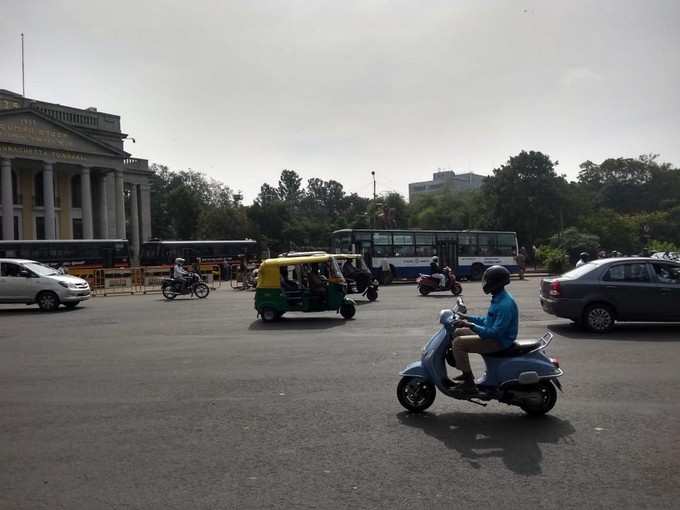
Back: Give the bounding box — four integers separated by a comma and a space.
366, 287, 378, 301
340, 302, 356, 319
450, 282, 463, 296
418, 285, 431, 296
397, 376, 436, 413
260, 308, 278, 322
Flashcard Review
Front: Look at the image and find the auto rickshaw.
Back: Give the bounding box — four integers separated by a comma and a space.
255, 254, 357, 322
335, 254, 379, 301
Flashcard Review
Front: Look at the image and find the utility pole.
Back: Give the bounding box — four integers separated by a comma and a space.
21, 33, 25, 97
371, 171, 376, 229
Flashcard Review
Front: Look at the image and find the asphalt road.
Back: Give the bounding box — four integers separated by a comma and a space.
1, 278, 679, 510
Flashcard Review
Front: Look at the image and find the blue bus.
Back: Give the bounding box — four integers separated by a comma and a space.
331, 229, 519, 282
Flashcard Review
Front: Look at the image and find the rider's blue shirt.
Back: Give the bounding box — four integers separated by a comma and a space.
468, 289, 518, 349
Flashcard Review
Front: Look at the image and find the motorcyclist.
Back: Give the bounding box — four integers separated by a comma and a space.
430, 256, 445, 288
576, 252, 590, 267
173, 258, 190, 291
448, 265, 518, 393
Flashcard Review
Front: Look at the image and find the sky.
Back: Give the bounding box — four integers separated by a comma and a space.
1, 0, 679, 202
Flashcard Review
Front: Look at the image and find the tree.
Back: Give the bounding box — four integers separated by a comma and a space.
481, 150, 566, 247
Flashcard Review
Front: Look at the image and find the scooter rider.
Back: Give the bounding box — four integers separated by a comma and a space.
430, 256, 445, 289
576, 252, 590, 267
449, 265, 518, 393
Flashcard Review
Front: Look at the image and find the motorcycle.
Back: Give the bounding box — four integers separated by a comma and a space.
162, 272, 210, 300
397, 297, 563, 416
417, 266, 462, 296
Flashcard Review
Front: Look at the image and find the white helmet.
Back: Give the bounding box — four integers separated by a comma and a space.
431, 256, 439, 263
175, 258, 185, 265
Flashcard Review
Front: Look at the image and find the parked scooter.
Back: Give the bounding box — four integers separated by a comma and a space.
397, 297, 563, 415
162, 272, 210, 300
417, 266, 462, 296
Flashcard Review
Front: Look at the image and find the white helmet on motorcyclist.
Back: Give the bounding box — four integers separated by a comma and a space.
431, 256, 439, 263
175, 258, 185, 265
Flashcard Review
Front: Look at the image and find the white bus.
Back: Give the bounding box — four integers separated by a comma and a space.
331, 229, 519, 282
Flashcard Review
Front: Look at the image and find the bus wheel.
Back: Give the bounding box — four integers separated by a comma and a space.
470, 263, 485, 281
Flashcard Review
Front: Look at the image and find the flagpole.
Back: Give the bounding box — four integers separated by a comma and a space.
21, 33, 25, 97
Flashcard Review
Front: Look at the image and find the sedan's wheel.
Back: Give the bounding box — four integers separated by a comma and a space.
584, 304, 615, 333
520, 381, 558, 416
194, 283, 210, 299
37, 291, 59, 312
260, 308, 278, 322
162, 285, 177, 300
397, 376, 436, 412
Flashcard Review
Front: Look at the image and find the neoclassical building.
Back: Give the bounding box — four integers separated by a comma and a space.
0, 89, 152, 258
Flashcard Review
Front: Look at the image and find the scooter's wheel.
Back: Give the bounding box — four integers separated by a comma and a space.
520, 381, 558, 416
397, 376, 436, 413
450, 282, 463, 296
162, 285, 177, 300
366, 287, 378, 301
418, 285, 431, 296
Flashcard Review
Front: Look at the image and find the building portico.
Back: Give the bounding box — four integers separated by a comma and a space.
0, 89, 152, 261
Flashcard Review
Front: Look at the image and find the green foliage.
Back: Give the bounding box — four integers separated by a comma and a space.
535, 245, 569, 274
480, 150, 567, 247
646, 239, 679, 253
549, 227, 600, 263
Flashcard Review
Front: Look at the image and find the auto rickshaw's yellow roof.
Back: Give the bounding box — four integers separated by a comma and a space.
260, 254, 334, 267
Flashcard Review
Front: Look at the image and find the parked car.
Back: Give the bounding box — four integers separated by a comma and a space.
540, 258, 680, 332
0, 258, 91, 311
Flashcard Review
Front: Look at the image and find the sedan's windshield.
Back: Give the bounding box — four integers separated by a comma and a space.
23, 262, 59, 277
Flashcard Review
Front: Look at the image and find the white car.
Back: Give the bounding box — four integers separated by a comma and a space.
0, 258, 91, 311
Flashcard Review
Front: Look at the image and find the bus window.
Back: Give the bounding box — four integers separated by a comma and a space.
496, 234, 517, 256
392, 233, 414, 246
416, 245, 434, 257
373, 232, 391, 246
478, 234, 497, 256
393, 245, 414, 257
415, 233, 434, 245
458, 233, 477, 256
374, 245, 392, 257
354, 232, 371, 241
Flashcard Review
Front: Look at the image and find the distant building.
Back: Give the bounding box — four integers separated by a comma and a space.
408, 170, 485, 202
0, 89, 151, 258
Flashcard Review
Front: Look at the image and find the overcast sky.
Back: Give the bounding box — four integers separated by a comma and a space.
2, 0, 679, 202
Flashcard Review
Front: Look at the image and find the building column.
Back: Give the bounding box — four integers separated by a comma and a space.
98, 172, 109, 238
129, 184, 140, 263
81, 166, 94, 239
115, 170, 125, 239
1, 158, 13, 240
140, 183, 152, 242
43, 162, 56, 240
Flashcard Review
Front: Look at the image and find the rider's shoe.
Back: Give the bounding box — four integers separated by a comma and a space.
451, 373, 477, 395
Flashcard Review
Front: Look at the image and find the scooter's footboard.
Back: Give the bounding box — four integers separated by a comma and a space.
400, 361, 427, 378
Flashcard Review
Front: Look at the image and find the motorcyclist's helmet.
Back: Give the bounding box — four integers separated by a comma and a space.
175, 258, 185, 265
482, 265, 511, 295
579, 252, 590, 261
431, 256, 439, 263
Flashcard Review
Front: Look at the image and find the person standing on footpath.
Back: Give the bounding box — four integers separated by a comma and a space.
516, 247, 528, 280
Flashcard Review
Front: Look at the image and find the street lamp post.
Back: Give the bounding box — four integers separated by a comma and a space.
371, 171, 376, 229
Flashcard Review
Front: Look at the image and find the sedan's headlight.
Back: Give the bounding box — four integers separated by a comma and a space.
58, 281, 69, 288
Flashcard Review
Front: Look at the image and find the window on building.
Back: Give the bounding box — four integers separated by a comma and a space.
72, 218, 83, 239
71, 175, 82, 208
36, 216, 46, 240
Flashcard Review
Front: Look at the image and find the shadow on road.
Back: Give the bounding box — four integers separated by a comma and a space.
0, 306, 82, 317
549, 322, 680, 342
248, 316, 349, 331
397, 411, 575, 475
